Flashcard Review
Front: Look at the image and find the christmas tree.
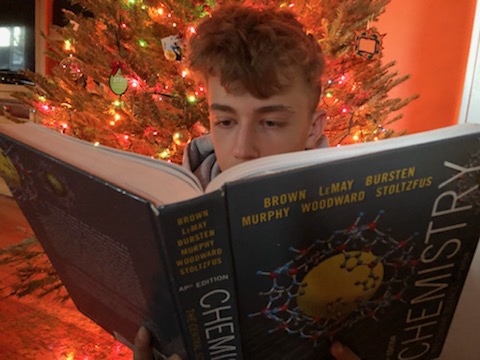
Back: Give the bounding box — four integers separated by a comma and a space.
11, 0, 417, 164
4, 0, 418, 297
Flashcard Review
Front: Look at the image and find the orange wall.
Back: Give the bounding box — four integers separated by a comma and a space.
377, 0, 477, 133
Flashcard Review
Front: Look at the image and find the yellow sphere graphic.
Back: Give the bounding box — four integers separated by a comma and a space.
0, 148, 21, 190
45, 172, 68, 197
297, 251, 384, 319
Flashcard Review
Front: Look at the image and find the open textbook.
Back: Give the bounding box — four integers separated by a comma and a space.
0, 120, 479, 359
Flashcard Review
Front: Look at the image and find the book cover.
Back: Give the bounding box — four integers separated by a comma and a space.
225, 132, 480, 359
0, 129, 242, 359
1, 121, 480, 360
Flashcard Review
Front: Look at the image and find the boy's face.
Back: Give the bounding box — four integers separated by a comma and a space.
206, 75, 326, 171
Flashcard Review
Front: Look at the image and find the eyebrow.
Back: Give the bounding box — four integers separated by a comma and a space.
209, 103, 295, 114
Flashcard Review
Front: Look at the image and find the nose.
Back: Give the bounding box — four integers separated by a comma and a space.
232, 124, 259, 161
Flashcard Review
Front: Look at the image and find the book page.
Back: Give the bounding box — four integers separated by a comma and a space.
0, 121, 203, 205
206, 123, 480, 192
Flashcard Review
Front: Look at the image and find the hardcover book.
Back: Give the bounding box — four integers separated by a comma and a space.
0, 120, 479, 360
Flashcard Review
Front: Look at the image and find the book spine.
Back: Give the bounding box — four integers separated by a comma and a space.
156, 190, 243, 360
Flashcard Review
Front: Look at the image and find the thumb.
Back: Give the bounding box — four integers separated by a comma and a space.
168, 354, 183, 360
134, 326, 153, 360
330, 341, 361, 360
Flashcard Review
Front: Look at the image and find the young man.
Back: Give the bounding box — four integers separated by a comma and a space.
182, 1, 329, 188
135, 3, 360, 360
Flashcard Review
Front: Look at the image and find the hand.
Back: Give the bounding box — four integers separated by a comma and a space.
330, 341, 361, 360
134, 326, 359, 360
133, 326, 181, 360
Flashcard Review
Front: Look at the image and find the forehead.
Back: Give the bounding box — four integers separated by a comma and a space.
205, 75, 312, 109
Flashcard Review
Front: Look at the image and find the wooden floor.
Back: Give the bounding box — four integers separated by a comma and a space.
0, 194, 31, 247
0, 195, 132, 359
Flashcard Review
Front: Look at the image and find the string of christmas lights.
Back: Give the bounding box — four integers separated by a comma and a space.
9, 0, 417, 165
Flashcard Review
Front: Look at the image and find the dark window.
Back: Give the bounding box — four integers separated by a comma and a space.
0, 0, 92, 84
0, 0, 35, 73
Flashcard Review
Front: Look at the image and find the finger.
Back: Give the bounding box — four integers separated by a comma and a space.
168, 354, 183, 360
134, 326, 154, 360
330, 341, 361, 360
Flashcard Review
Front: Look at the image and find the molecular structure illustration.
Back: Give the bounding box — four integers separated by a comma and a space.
250, 211, 418, 346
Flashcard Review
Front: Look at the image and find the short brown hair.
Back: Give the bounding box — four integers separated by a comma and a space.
187, 3, 325, 111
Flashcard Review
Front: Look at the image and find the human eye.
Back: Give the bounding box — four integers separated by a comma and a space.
213, 117, 236, 129
260, 119, 285, 129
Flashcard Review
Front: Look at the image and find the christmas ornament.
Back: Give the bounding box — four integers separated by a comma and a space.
354, 29, 385, 60
161, 35, 182, 61
109, 62, 129, 95
59, 56, 84, 81
172, 128, 191, 146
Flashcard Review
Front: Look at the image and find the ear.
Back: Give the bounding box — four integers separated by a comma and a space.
305, 109, 327, 149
